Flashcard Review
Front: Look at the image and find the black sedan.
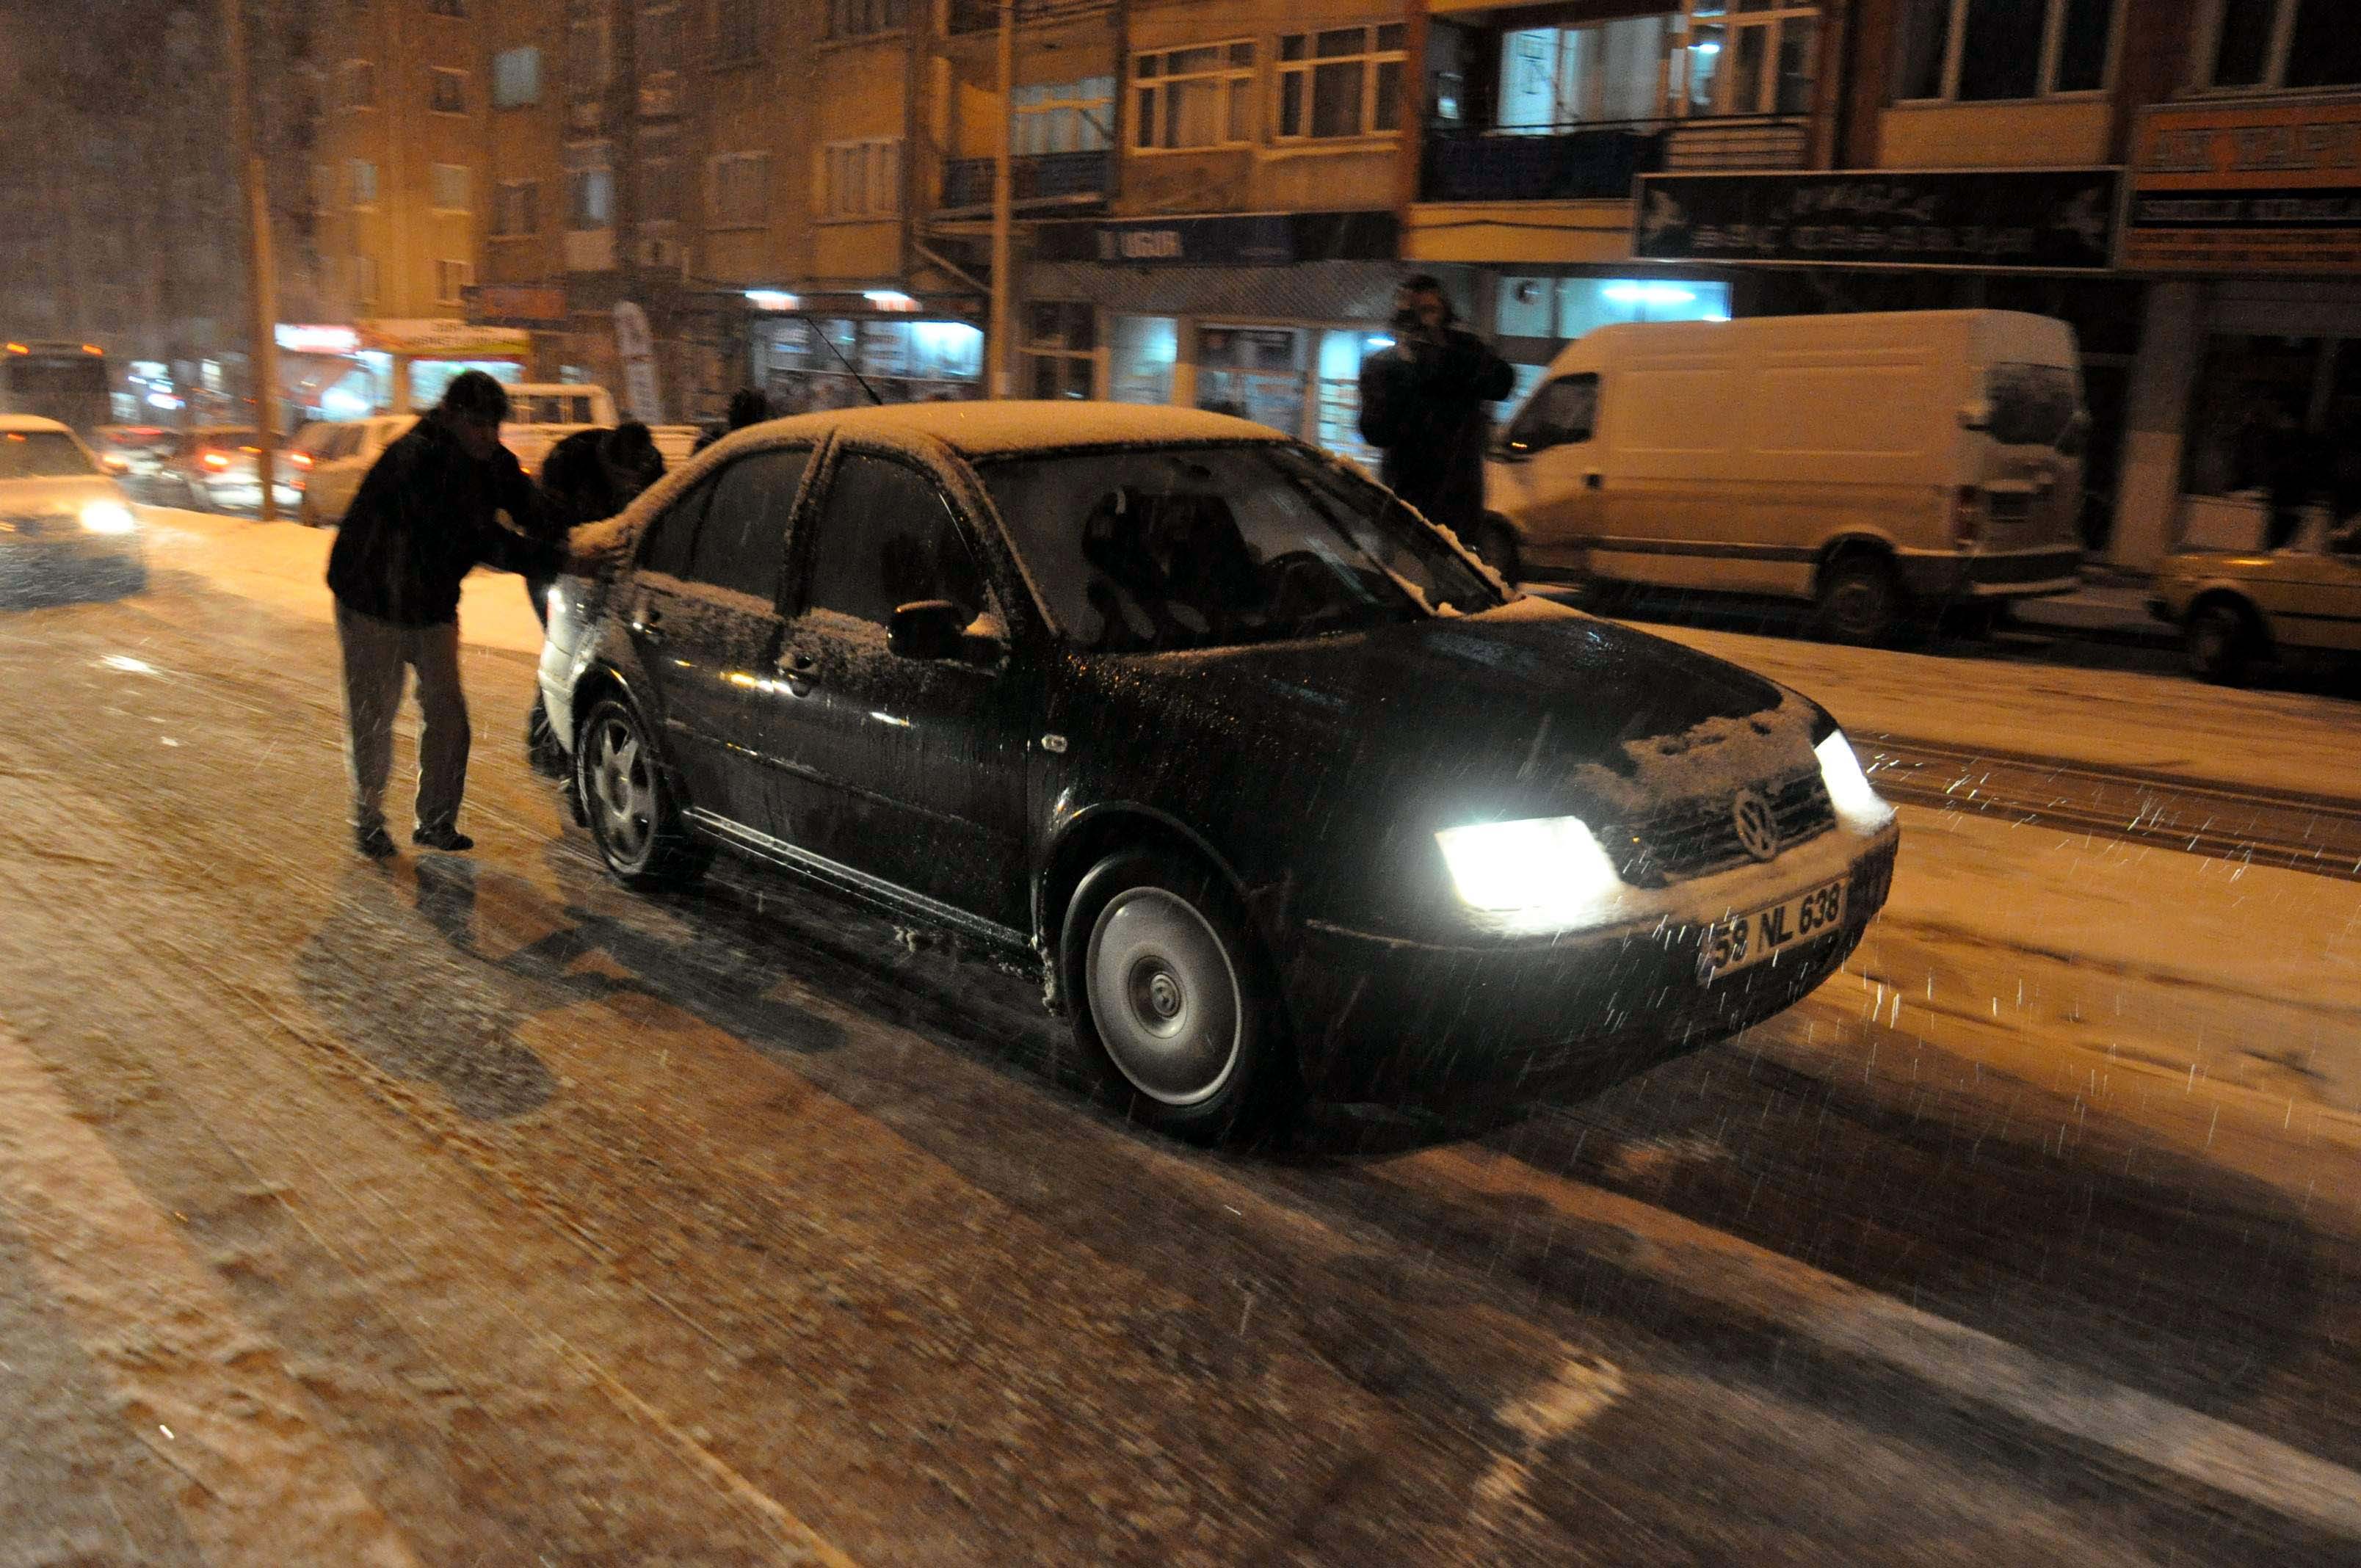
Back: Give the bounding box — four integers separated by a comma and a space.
539, 404, 1899, 1141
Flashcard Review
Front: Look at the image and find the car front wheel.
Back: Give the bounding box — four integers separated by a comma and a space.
575, 696, 710, 889
1062, 849, 1297, 1144
2186, 600, 2257, 685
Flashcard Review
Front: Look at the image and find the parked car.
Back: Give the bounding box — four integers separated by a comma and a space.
1482, 310, 2089, 645
291, 414, 416, 527
91, 424, 178, 487
0, 414, 145, 592
2150, 518, 2361, 683
537, 403, 1900, 1141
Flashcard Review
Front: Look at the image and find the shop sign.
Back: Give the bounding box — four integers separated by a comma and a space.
1633, 169, 2119, 272
2122, 97, 2361, 275
275, 324, 360, 355
466, 283, 568, 324
1039, 211, 1399, 268
356, 318, 532, 356
613, 302, 664, 424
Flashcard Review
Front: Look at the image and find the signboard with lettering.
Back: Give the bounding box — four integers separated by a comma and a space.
357, 319, 533, 357
2122, 97, 2361, 275
1037, 211, 1398, 268
466, 283, 568, 325
1633, 169, 2119, 273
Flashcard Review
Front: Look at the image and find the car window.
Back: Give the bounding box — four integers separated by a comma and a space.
802, 453, 986, 625
1504, 374, 1597, 455
0, 429, 96, 478
686, 447, 810, 600
642, 475, 717, 578
975, 443, 1501, 652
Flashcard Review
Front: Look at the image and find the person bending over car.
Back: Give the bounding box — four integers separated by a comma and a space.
325, 371, 616, 860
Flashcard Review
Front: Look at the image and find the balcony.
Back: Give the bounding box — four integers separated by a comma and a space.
946, 0, 1104, 33
939, 150, 1109, 213
1419, 115, 1809, 204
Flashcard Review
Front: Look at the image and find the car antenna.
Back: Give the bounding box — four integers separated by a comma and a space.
810, 322, 885, 406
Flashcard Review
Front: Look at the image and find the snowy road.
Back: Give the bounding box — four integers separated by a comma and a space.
1, 515, 2357, 1565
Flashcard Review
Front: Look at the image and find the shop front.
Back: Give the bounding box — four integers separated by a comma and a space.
744, 291, 988, 414
2116, 95, 2361, 565
1027, 211, 1406, 470
1632, 165, 2135, 551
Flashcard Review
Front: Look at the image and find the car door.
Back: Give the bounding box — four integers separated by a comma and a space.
2275, 534, 2361, 653
623, 446, 813, 825
763, 446, 1034, 931
1489, 372, 1602, 576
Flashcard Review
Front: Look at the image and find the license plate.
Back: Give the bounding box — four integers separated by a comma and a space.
1697, 879, 1846, 985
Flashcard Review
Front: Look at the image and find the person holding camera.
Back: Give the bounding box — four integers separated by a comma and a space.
1357, 274, 1515, 546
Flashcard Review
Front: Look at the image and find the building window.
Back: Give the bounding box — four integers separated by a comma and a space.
821, 139, 899, 219
429, 68, 468, 114
348, 157, 379, 206
1014, 76, 1115, 155
568, 4, 612, 98
1677, 1, 1821, 116
350, 254, 380, 308
493, 179, 540, 237
566, 142, 615, 228
427, 0, 467, 15
338, 59, 376, 110
829, 0, 906, 37
493, 46, 542, 108
1022, 301, 1096, 400
1895, 0, 2112, 103
1276, 24, 1405, 141
711, 150, 772, 226
641, 133, 681, 224
435, 259, 472, 306
2207, 0, 2361, 91
1133, 42, 1257, 150
716, 0, 762, 62
429, 163, 471, 213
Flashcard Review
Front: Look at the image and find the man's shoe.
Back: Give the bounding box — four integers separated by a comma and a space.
411, 826, 475, 852
355, 825, 398, 860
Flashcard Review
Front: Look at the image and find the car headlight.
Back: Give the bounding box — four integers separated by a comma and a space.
1435, 816, 1625, 934
1816, 730, 1893, 832
79, 499, 137, 535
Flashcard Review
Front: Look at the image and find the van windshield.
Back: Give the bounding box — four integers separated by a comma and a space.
1987, 363, 2083, 451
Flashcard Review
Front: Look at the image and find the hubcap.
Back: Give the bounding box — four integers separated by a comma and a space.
1087, 888, 1243, 1107
590, 714, 656, 868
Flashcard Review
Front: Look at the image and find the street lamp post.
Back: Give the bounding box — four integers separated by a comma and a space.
220, 0, 279, 520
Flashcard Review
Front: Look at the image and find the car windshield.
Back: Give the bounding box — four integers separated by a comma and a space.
977, 443, 1503, 652
1987, 363, 2083, 450
0, 430, 96, 479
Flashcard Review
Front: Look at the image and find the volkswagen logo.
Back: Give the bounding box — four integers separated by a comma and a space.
1731, 789, 1780, 863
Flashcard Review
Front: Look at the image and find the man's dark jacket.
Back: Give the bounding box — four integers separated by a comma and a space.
1357, 326, 1515, 538
326, 413, 564, 627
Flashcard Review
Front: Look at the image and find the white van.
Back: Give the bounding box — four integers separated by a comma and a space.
496, 383, 703, 476
1481, 310, 2088, 643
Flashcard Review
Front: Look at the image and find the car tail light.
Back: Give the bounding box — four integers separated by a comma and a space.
289, 451, 312, 469
1950, 485, 1982, 548
201, 450, 231, 471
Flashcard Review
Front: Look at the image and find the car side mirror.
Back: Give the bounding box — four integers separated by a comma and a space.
888, 599, 971, 661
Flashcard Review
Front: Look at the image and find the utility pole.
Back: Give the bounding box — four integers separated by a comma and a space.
221, 0, 279, 520
989, 0, 1014, 399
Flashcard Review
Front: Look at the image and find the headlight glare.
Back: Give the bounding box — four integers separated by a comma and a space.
79, 499, 137, 535
1816, 731, 1893, 832
1435, 816, 1625, 934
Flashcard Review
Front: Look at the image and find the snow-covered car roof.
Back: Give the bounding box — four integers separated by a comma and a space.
733, 400, 1286, 460
0, 414, 73, 435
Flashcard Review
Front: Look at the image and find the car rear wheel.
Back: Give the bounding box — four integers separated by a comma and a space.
2186, 600, 2257, 685
576, 696, 710, 889
1062, 849, 1298, 1145
1815, 556, 1904, 646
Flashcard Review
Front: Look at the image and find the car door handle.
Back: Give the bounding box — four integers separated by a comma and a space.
1584, 471, 1603, 490
777, 649, 816, 696
634, 605, 665, 639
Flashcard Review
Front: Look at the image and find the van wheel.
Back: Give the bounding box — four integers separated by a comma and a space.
1060, 849, 1299, 1146
1473, 520, 1522, 587
1815, 556, 1904, 646
2186, 600, 2257, 685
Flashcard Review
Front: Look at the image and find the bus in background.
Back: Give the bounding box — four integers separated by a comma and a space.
2, 341, 111, 438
